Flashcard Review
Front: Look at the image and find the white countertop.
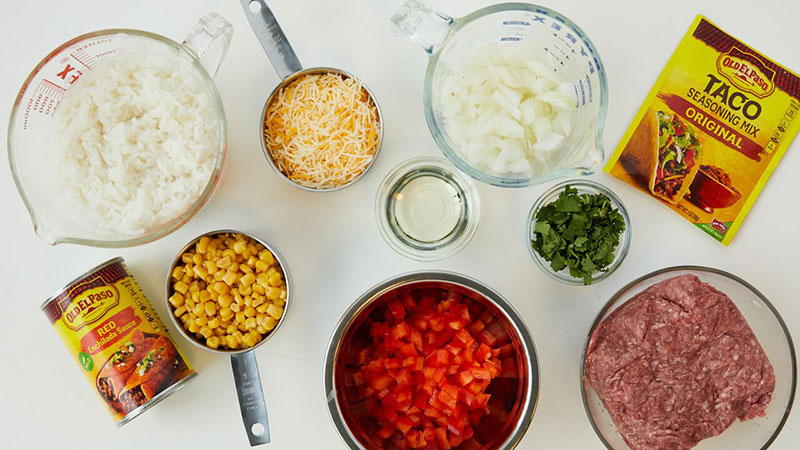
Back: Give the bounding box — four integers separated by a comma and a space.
1, 0, 798, 449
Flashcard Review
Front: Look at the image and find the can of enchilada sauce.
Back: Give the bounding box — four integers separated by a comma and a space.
41, 257, 196, 426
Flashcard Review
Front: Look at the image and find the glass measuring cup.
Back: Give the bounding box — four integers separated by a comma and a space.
390, 1, 608, 188
7, 14, 232, 246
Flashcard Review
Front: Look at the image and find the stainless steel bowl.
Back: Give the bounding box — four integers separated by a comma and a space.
324, 271, 539, 449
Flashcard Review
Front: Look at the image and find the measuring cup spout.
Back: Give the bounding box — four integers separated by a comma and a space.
182, 13, 233, 78
241, 0, 303, 79
390, 0, 454, 55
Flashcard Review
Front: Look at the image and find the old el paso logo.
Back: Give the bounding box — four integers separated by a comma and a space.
716, 47, 775, 98
63, 278, 119, 331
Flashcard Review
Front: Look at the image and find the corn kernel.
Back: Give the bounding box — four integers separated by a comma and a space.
255, 260, 269, 272
273, 297, 285, 308
172, 266, 184, 280
190, 290, 200, 302
235, 311, 246, 323
238, 323, 248, 332
213, 327, 225, 336
199, 290, 211, 302
218, 294, 233, 308
181, 253, 193, 264
185, 298, 196, 311
245, 317, 258, 330
213, 270, 225, 281
256, 325, 267, 334
222, 271, 238, 286
244, 306, 256, 318
239, 284, 253, 295
168, 293, 185, 308
256, 313, 268, 326
266, 304, 283, 320
253, 284, 265, 295
245, 256, 256, 268
226, 325, 237, 335
268, 272, 283, 287
252, 296, 265, 308
263, 317, 278, 331
199, 326, 213, 339
240, 264, 253, 274
193, 265, 208, 279
266, 287, 281, 300
192, 253, 204, 265
173, 281, 189, 294
233, 240, 247, 254
230, 303, 241, 313
188, 321, 200, 333
213, 282, 229, 295
195, 316, 208, 326
194, 303, 207, 316
208, 318, 220, 329
207, 336, 220, 349
226, 335, 238, 349
217, 256, 232, 269
242, 333, 257, 347
173, 306, 187, 317
197, 236, 210, 253
204, 301, 216, 316
256, 304, 268, 314
258, 250, 275, 265
266, 267, 278, 277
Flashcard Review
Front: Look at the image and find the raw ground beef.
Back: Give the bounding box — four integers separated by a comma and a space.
584, 274, 775, 450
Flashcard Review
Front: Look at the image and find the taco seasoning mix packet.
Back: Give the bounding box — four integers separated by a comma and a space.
605, 15, 800, 245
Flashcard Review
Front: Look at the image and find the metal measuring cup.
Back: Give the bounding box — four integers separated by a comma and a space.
241, 0, 384, 192
165, 229, 291, 446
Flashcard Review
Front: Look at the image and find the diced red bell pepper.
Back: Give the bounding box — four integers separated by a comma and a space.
435, 428, 451, 449
405, 429, 426, 449
377, 425, 395, 439
394, 415, 415, 434
457, 370, 474, 386
429, 316, 445, 332
392, 321, 410, 339
474, 343, 492, 361
400, 292, 417, 312
370, 373, 394, 391
387, 299, 406, 320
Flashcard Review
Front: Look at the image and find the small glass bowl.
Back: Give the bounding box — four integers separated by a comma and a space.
376, 157, 480, 261
527, 179, 631, 285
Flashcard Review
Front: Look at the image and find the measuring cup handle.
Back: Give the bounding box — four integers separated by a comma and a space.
241, 0, 303, 79
390, 0, 454, 54
231, 352, 271, 446
182, 13, 233, 78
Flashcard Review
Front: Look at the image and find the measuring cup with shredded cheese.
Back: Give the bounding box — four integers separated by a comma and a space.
241, 0, 383, 191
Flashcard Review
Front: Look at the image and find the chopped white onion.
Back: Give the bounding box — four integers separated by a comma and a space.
440, 41, 577, 177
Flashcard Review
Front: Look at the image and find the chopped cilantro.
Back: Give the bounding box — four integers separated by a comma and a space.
531, 185, 626, 285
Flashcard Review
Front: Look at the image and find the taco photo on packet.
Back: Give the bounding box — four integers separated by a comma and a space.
621, 108, 703, 204
606, 15, 800, 245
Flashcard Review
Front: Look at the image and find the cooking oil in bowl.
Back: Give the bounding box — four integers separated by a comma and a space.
377, 157, 480, 261
392, 172, 462, 242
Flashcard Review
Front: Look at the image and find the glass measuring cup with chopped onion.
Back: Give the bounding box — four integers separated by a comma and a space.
391, 1, 608, 187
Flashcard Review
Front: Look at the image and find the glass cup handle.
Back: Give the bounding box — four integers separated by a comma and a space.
240, 0, 303, 79
390, 0, 454, 54
182, 13, 234, 78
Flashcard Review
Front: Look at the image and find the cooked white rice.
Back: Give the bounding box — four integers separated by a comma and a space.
51, 52, 219, 235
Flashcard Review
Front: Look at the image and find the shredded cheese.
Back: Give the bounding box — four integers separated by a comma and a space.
264, 73, 381, 189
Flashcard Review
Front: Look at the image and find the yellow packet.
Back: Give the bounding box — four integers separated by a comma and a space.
605, 15, 800, 245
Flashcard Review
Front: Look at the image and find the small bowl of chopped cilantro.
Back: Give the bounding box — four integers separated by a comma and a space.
528, 180, 631, 285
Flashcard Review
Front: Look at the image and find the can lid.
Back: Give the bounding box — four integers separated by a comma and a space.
40, 256, 126, 311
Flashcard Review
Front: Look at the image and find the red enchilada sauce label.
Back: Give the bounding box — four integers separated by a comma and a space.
605, 15, 800, 245
42, 258, 195, 425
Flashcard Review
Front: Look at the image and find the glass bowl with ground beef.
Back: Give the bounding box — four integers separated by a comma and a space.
581, 266, 796, 450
